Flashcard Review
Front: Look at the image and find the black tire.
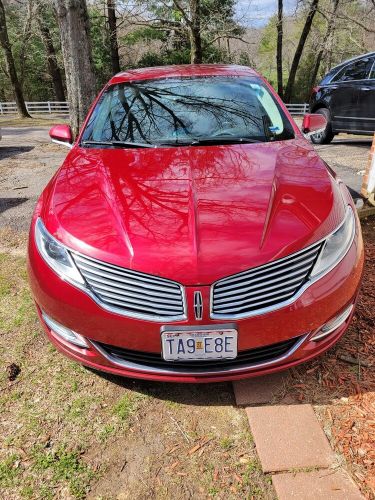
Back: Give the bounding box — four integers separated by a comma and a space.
310, 108, 335, 145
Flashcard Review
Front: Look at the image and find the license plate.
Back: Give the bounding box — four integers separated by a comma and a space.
161, 327, 238, 361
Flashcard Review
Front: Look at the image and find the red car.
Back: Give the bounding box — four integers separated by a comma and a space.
28, 65, 364, 383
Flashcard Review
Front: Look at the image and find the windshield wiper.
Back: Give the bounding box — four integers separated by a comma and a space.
188, 136, 263, 146
81, 140, 157, 149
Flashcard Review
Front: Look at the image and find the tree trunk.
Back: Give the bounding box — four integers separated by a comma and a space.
284, 0, 319, 102
107, 0, 120, 74
189, 0, 202, 64
37, 10, 66, 102
309, 0, 339, 89
19, 0, 34, 89
54, 0, 97, 137
276, 0, 283, 99
0, 0, 31, 117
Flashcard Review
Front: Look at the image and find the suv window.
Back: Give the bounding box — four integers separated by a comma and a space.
369, 59, 375, 79
332, 58, 374, 82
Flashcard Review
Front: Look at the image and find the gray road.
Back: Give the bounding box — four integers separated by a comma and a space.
0, 126, 372, 244
0, 127, 67, 234
314, 138, 371, 200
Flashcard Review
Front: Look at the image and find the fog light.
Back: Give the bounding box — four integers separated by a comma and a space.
42, 312, 89, 348
311, 304, 353, 341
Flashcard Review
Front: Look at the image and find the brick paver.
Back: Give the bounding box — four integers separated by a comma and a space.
272, 469, 364, 499
246, 405, 335, 472
233, 372, 290, 406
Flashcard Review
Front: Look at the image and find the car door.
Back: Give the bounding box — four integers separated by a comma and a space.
329, 57, 374, 133
356, 58, 375, 134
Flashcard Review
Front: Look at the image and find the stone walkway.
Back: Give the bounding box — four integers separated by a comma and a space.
233, 374, 364, 499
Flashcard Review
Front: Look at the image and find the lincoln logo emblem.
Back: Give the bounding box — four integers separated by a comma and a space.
194, 291, 203, 320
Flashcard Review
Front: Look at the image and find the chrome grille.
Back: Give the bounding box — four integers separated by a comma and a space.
211, 242, 323, 319
72, 253, 186, 321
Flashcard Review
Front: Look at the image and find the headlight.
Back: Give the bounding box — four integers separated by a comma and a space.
35, 218, 85, 285
310, 206, 355, 278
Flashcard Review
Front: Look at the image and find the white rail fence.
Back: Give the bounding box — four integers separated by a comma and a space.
0, 101, 69, 115
285, 103, 309, 114
0, 101, 310, 116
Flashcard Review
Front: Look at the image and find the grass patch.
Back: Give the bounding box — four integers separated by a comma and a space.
0, 454, 21, 488
219, 436, 234, 450
98, 424, 116, 443
31, 445, 96, 499
0, 116, 68, 127
113, 393, 148, 423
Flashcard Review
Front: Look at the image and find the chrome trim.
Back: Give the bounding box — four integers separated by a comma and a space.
51, 138, 73, 149
214, 273, 308, 302
194, 291, 203, 320
216, 246, 319, 288
90, 334, 309, 376
311, 304, 354, 341
71, 252, 187, 322
42, 311, 89, 348
210, 206, 355, 320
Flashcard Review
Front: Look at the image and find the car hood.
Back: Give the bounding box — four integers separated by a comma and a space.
42, 139, 345, 285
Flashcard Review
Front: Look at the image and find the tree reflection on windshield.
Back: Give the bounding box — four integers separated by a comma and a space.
82, 77, 295, 146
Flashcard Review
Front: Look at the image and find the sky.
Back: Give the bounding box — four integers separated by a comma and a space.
236, 0, 298, 27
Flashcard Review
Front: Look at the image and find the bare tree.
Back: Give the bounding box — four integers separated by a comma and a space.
54, 0, 97, 136
284, 0, 319, 102
36, 4, 66, 101
0, 0, 31, 117
107, 0, 121, 73
276, 0, 283, 98
19, 0, 34, 88
172, 0, 202, 63
310, 0, 340, 88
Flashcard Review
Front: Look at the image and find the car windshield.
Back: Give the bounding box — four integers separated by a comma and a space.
81, 76, 295, 147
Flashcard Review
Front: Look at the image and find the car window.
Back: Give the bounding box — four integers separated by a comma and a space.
369, 59, 375, 79
81, 76, 295, 147
332, 58, 374, 82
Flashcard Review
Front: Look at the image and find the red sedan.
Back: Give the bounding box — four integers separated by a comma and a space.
27, 65, 364, 383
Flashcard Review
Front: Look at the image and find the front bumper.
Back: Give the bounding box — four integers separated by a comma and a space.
28, 224, 364, 383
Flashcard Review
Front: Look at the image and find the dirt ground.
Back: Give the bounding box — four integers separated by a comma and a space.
0, 121, 374, 499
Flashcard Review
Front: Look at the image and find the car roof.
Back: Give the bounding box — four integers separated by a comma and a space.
108, 64, 260, 85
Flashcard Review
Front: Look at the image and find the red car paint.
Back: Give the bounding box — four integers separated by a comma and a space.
28, 65, 364, 382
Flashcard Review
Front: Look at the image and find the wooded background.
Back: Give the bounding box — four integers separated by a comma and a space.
0, 0, 374, 134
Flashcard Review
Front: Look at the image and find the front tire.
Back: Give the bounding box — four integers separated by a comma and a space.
310, 108, 335, 145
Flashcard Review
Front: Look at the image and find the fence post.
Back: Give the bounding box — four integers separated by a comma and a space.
48, 101, 51, 114
0, 102, 2, 115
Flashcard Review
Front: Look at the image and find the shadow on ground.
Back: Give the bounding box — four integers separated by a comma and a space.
0, 197, 29, 215
331, 139, 372, 147
0, 146, 34, 160
89, 368, 235, 406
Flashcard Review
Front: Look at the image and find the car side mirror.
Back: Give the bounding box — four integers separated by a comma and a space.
49, 124, 73, 148
301, 113, 327, 135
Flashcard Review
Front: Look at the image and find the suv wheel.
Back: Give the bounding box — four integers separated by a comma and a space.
310, 108, 334, 145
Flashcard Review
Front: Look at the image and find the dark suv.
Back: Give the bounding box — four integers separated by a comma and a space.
309, 51, 375, 144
